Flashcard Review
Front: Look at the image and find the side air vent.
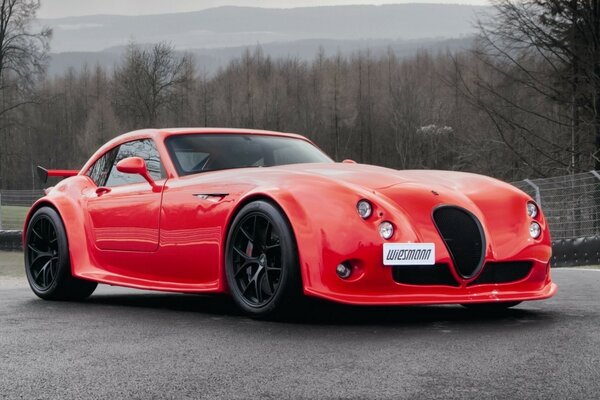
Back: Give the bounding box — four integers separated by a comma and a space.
433, 206, 485, 279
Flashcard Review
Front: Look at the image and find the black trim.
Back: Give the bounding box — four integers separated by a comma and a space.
392, 263, 460, 287
468, 261, 533, 286
193, 193, 229, 198
36, 166, 48, 183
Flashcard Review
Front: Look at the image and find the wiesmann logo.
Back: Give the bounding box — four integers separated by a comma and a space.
385, 248, 432, 262
382, 243, 435, 266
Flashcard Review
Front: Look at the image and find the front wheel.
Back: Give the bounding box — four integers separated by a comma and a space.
25, 207, 97, 300
225, 200, 302, 318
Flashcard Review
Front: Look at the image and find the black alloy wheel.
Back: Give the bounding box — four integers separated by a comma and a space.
27, 213, 60, 291
25, 207, 97, 300
225, 200, 301, 318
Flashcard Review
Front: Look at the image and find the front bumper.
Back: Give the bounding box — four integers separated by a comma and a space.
303, 250, 556, 306
305, 277, 556, 306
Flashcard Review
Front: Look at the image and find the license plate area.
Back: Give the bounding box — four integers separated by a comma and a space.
383, 243, 435, 266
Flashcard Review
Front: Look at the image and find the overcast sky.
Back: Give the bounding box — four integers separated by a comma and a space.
38, 0, 489, 19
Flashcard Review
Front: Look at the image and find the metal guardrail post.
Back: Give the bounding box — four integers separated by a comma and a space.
523, 179, 542, 207
592, 170, 600, 237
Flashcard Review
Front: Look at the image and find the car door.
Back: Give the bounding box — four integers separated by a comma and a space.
85, 139, 165, 252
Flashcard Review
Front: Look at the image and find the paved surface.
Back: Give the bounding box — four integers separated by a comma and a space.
1, 269, 599, 399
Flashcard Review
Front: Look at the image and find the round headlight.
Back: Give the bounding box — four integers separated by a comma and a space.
357, 200, 372, 219
527, 202, 538, 218
379, 221, 394, 240
529, 222, 541, 239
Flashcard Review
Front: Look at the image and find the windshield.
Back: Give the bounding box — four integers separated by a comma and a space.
165, 134, 333, 176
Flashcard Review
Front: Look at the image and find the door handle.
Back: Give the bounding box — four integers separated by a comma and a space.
96, 187, 111, 196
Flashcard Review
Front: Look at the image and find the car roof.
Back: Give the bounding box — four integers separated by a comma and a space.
118, 128, 309, 143
81, 128, 315, 175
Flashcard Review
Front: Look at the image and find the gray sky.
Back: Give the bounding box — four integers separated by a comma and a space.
39, 0, 489, 19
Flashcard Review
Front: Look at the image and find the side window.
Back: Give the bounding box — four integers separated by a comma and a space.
86, 147, 119, 186
104, 139, 165, 187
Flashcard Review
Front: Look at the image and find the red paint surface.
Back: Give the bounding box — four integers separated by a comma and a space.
47, 169, 79, 177
24, 128, 556, 305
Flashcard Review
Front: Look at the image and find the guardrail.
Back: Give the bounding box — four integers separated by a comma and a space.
512, 171, 600, 240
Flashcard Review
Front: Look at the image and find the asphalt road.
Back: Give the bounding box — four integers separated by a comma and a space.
1, 268, 599, 400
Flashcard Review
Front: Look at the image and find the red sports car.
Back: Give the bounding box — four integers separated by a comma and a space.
24, 128, 556, 317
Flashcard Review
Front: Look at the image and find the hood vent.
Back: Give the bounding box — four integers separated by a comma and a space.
433, 206, 485, 279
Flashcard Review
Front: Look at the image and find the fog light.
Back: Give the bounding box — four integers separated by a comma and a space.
357, 200, 372, 219
379, 221, 394, 240
529, 222, 541, 239
336, 263, 352, 279
527, 202, 538, 218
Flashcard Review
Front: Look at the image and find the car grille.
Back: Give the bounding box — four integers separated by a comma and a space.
433, 206, 485, 279
391, 261, 533, 287
391, 263, 460, 286
468, 261, 533, 286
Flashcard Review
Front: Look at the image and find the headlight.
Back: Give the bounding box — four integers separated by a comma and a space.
357, 200, 372, 219
379, 221, 394, 239
527, 202, 538, 218
529, 222, 541, 239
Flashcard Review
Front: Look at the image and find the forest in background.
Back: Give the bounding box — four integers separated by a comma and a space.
1, 1, 599, 189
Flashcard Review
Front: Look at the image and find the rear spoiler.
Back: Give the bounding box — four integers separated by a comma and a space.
37, 166, 79, 183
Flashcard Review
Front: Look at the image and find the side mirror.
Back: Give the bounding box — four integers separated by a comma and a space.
116, 157, 162, 192
342, 159, 357, 164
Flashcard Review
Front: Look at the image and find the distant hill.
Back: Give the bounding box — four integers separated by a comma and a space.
41, 4, 485, 75
47, 36, 475, 76
40, 4, 485, 52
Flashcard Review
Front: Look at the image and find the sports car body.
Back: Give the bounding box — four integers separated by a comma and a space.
24, 128, 556, 317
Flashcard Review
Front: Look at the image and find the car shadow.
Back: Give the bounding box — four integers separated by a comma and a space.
81, 290, 556, 327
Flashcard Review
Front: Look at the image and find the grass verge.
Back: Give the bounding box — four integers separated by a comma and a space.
0, 205, 28, 230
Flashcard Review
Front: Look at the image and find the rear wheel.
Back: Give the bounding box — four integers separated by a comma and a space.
462, 301, 521, 310
25, 207, 97, 300
225, 200, 301, 318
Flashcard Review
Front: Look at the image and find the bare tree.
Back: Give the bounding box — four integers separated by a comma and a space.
112, 42, 193, 128
463, 1, 600, 175
0, 0, 50, 188
2, 38, 563, 188
0, 0, 51, 90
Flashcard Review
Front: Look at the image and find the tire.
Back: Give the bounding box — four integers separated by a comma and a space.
225, 200, 302, 318
461, 301, 522, 310
24, 206, 97, 300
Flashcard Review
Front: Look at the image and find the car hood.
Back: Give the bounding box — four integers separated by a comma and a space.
274, 163, 517, 194
176, 162, 523, 204
271, 164, 532, 256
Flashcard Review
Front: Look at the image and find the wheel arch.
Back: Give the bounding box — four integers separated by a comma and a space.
23, 200, 60, 246
221, 191, 313, 293
24, 195, 90, 277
